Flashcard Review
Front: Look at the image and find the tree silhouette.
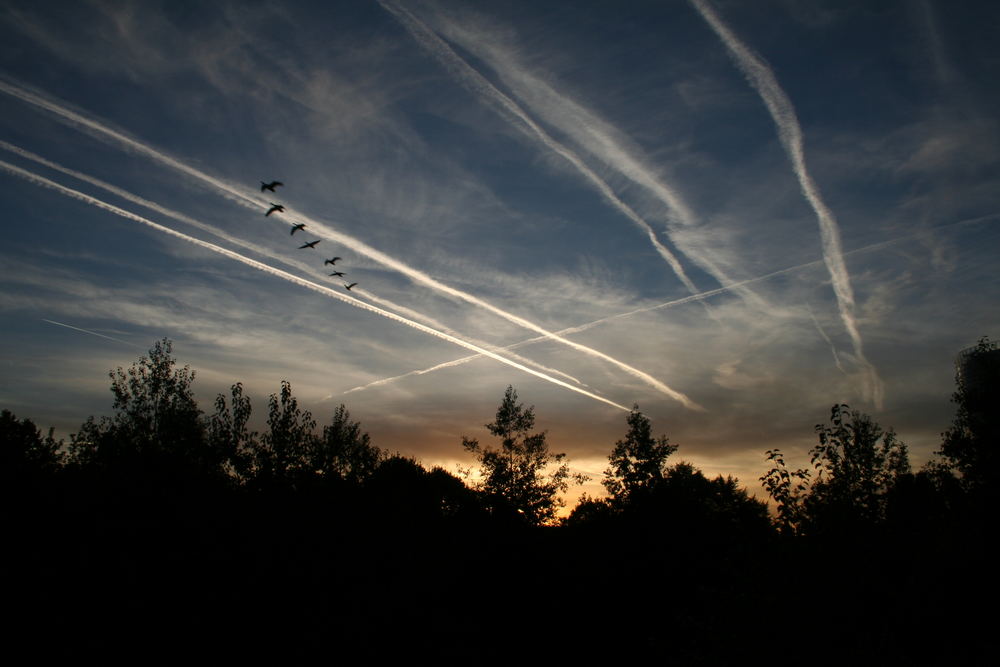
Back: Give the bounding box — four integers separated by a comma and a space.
309, 404, 382, 483
67, 339, 211, 473
249, 380, 315, 486
603, 406, 677, 507
208, 382, 256, 480
937, 336, 999, 496
462, 386, 583, 525
760, 448, 810, 535
0, 409, 62, 476
762, 404, 910, 534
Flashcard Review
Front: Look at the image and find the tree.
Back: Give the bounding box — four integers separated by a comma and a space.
208, 382, 256, 480
936, 336, 999, 495
248, 380, 316, 485
603, 406, 677, 506
68, 339, 210, 472
308, 404, 383, 483
761, 404, 910, 535
760, 449, 810, 535
0, 409, 63, 477
462, 386, 583, 525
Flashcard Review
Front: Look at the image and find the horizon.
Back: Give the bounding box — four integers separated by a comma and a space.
1, 0, 997, 504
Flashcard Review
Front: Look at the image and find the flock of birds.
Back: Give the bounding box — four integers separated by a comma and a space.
260, 180, 358, 291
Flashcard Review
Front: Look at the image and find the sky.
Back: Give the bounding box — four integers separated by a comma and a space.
1, 0, 997, 504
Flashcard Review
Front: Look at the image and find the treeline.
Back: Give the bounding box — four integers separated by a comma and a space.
2, 338, 996, 661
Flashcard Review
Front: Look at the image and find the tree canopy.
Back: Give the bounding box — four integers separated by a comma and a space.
762, 404, 910, 535
603, 406, 677, 506
937, 336, 1000, 496
462, 386, 582, 524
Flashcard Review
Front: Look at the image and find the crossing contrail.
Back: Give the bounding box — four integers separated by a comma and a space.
414, 13, 776, 311
0, 138, 323, 279
376, 0, 702, 296
0, 159, 628, 412
347, 259, 822, 394
352, 286, 586, 386
689, 0, 883, 408
1, 139, 586, 387
0, 78, 698, 409
0, 139, 556, 372
346, 209, 1000, 395
41, 319, 142, 348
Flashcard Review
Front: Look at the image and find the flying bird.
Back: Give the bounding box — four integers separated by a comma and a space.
324, 257, 342, 265
265, 203, 285, 216
329, 271, 345, 277
344, 282, 358, 291
290, 223, 306, 235
299, 240, 320, 249
260, 181, 284, 193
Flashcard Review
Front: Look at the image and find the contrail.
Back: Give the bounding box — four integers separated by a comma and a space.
41, 319, 142, 348
0, 138, 320, 279
353, 286, 586, 386
0, 78, 699, 410
806, 307, 848, 377
376, 0, 702, 296
1, 159, 628, 412
348, 209, 1000, 394
0, 139, 571, 376
689, 0, 883, 408
1, 139, 585, 388
418, 15, 775, 310
348, 258, 821, 394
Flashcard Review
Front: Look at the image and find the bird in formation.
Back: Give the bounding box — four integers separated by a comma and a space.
260, 179, 359, 290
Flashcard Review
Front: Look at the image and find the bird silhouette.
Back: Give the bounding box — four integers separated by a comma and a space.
261, 181, 284, 193
265, 203, 285, 216
299, 240, 320, 249
290, 223, 306, 235
324, 257, 342, 265
344, 282, 358, 291
329, 271, 345, 277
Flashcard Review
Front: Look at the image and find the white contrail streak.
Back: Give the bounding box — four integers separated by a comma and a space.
689, 0, 883, 408
806, 307, 848, 377
347, 257, 816, 394
0, 138, 322, 278
419, 17, 776, 311
41, 319, 142, 348
1, 138, 585, 387
0, 78, 698, 410
0, 139, 565, 374
353, 286, 585, 386
0, 159, 630, 412
376, 0, 702, 296
348, 209, 1000, 394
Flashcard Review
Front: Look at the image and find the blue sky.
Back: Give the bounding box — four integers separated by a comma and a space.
1, 0, 997, 501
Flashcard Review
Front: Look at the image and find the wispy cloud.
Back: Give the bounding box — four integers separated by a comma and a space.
0, 78, 698, 410
376, 0, 702, 296
689, 0, 883, 408
0, 158, 630, 412
416, 7, 775, 309
343, 208, 1000, 397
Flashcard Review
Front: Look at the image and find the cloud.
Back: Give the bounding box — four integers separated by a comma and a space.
690, 0, 883, 408
0, 78, 701, 410
376, 0, 703, 296
1, 157, 633, 412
